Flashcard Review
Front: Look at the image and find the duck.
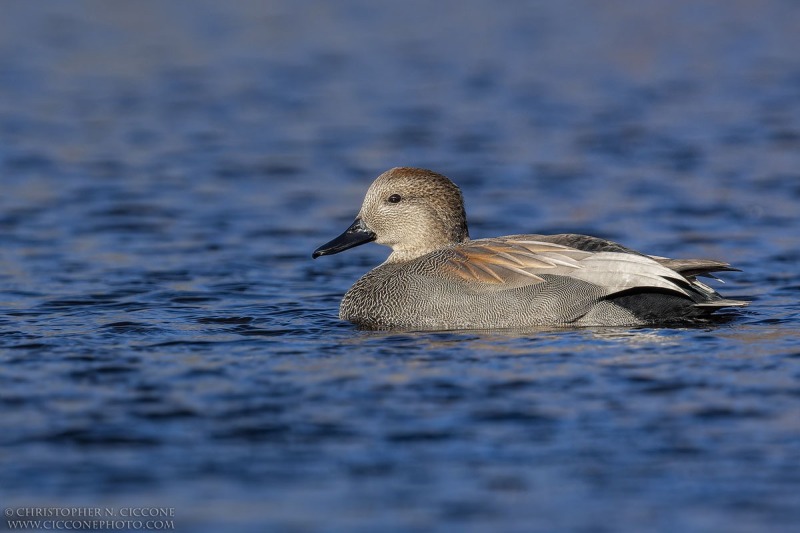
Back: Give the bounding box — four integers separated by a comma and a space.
312, 167, 747, 330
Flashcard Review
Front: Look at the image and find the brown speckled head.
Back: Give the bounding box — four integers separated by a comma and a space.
358, 167, 470, 262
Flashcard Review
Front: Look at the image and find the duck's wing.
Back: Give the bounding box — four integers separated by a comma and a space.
562, 252, 694, 297
517, 233, 643, 255
441, 237, 694, 296
441, 238, 589, 286
523, 235, 740, 280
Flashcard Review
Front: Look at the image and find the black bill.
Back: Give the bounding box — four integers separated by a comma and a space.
312, 218, 376, 258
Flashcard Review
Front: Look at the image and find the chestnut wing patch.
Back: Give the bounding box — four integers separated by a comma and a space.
442, 238, 589, 286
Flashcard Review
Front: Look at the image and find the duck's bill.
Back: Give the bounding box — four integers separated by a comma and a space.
312, 218, 376, 258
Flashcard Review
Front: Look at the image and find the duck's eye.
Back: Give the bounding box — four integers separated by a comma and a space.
387, 194, 402, 203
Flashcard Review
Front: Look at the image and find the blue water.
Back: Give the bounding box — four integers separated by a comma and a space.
1, 2, 799, 532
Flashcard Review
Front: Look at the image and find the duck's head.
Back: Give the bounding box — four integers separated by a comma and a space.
313, 167, 470, 263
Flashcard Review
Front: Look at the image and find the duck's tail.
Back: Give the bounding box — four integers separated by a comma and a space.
651, 257, 749, 309
650, 257, 738, 278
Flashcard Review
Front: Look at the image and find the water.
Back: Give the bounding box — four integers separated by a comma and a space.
1, 1, 799, 532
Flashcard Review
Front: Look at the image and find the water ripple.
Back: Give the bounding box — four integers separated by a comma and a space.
1, 2, 799, 532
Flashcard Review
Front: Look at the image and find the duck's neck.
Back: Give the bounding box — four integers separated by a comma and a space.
385, 237, 470, 264
385, 249, 426, 263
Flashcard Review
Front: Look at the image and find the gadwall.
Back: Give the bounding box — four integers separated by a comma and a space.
313, 167, 747, 330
